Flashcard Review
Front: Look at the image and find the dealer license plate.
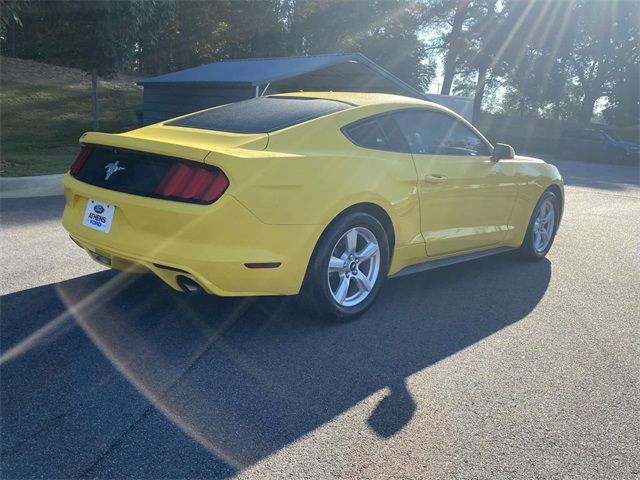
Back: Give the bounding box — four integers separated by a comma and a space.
82, 199, 115, 234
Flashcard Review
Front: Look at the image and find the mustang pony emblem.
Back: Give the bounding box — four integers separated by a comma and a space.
104, 161, 125, 181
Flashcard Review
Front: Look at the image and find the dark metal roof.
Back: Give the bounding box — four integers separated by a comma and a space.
138, 53, 427, 100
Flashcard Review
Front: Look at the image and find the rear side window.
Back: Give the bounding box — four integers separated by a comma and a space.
344, 119, 388, 149
166, 96, 351, 133
342, 115, 410, 153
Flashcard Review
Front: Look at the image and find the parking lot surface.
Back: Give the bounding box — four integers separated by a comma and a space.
1, 158, 638, 479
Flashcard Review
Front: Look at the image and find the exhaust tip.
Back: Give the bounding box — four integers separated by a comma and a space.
176, 275, 203, 295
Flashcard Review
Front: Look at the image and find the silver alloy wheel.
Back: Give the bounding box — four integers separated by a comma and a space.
327, 227, 381, 307
533, 199, 555, 253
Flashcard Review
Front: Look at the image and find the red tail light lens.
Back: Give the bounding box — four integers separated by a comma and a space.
69, 147, 92, 176
155, 163, 229, 203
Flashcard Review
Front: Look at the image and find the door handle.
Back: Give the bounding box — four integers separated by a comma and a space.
423, 174, 447, 184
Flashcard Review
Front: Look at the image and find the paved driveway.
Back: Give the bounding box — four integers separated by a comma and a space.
1, 158, 638, 479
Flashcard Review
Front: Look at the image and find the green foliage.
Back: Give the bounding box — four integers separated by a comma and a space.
564, 0, 639, 124
603, 66, 640, 128
5, 0, 433, 89
303, 0, 434, 89
0, 0, 22, 28
425, 0, 639, 127
0, 0, 22, 54
11, 1, 144, 77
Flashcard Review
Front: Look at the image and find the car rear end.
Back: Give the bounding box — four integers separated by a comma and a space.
62, 130, 321, 297
62, 95, 363, 296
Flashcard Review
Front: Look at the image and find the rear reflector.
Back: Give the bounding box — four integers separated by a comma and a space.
69, 147, 92, 176
244, 262, 282, 269
155, 163, 229, 203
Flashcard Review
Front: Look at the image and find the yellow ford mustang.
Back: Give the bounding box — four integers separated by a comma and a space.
62, 92, 563, 318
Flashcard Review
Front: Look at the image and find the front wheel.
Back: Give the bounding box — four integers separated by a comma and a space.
302, 212, 390, 320
520, 190, 560, 260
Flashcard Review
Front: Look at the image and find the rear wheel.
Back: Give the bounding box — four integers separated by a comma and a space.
520, 191, 560, 260
302, 212, 390, 320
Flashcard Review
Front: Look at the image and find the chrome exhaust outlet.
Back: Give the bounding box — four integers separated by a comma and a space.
176, 275, 203, 295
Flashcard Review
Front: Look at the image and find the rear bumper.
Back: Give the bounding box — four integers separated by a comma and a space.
62, 175, 323, 296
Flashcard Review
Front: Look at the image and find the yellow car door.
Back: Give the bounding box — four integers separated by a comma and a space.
392, 109, 518, 257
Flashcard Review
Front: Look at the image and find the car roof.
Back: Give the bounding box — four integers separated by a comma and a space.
272, 91, 434, 108
269, 91, 489, 144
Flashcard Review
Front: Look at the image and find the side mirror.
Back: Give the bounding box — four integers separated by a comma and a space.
491, 143, 515, 161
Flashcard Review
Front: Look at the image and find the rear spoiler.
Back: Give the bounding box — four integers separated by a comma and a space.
79, 132, 211, 163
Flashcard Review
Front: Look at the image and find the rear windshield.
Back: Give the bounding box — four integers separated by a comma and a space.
166, 96, 352, 133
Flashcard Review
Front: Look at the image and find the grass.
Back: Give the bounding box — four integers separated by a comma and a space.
1, 81, 142, 176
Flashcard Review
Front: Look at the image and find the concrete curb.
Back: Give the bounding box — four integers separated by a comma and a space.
0, 174, 64, 199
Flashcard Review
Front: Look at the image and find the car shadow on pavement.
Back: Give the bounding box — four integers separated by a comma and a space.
1, 252, 551, 478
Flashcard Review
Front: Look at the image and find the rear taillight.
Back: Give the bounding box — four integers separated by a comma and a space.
69, 147, 92, 176
155, 163, 229, 203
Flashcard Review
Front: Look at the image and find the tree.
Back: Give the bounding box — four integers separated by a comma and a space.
0, 0, 22, 56
439, 0, 471, 95
136, 1, 296, 72
457, 0, 577, 120
603, 62, 640, 128
491, 0, 574, 118
0, 0, 21, 29
284, 0, 435, 89
566, 0, 639, 125
423, 0, 473, 95
454, 0, 501, 120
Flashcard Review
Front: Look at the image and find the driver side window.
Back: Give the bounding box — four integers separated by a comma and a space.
392, 109, 491, 156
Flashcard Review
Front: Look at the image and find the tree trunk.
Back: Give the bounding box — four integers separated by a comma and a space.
579, 94, 597, 125
91, 68, 99, 129
473, 65, 487, 122
553, 99, 561, 120
6, 21, 17, 57
440, 0, 470, 96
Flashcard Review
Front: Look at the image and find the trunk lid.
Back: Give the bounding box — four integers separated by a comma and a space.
80, 123, 269, 164
71, 123, 266, 204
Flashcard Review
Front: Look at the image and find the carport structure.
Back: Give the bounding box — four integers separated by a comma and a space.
138, 53, 428, 125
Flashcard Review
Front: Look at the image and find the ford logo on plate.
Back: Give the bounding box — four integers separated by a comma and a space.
93, 205, 105, 214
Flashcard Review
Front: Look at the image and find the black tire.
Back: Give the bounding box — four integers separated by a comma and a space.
520, 190, 560, 260
301, 212, 390, 320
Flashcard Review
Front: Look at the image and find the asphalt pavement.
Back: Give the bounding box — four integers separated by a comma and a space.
1, 158, 638, 479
